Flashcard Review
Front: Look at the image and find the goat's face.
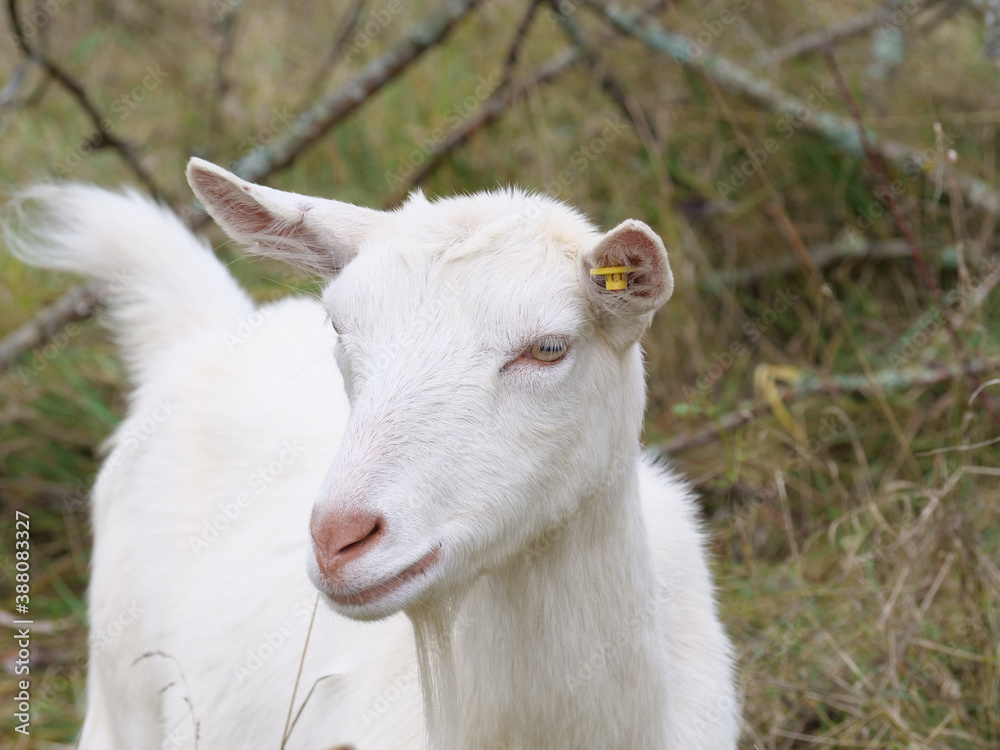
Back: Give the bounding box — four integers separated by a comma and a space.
188, 159, 674, 620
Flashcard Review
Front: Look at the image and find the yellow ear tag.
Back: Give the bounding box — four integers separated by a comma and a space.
590, 266, 637, 291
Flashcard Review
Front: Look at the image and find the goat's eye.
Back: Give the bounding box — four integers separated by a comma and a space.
527, 338, 568, 363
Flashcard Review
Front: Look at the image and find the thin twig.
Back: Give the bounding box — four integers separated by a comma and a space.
286, 674, 341, 742
550, 0, 795, 368
0, 284, 98, 372
581, 0, 1000, 216
388, 0, 546, 198
809, 7, 992, 420
280, 594, 319, 749
0, 65, 28, 109
387, 47, 584, 203
390, 0, 662, 201
769, 5, 897, 64
655, 357, 1000, 456
718, 238, 931, 288
6, 0, 164, 200
500, 0, 545, 88
211, 0, 243, 137
232, 0, 485, 184
132, 650, 200, 748
548, 0, 638, 134
817, 29, 938, 295
301, 0, 369, 102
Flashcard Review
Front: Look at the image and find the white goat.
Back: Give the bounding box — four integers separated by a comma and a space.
7, 159, 739, 749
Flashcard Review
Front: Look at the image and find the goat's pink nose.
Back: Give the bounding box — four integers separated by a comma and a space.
310, 508, 385, 581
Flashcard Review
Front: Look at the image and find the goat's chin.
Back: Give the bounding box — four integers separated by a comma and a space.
310, 546, 442, 621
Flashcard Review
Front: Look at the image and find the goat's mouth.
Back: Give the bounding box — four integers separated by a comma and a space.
326, 546, 441, 607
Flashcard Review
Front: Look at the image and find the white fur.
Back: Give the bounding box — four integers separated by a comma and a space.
6, 164, 739, 749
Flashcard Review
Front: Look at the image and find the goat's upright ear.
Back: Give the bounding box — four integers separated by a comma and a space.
579, 219, 674, 326
186, 157, 383, 276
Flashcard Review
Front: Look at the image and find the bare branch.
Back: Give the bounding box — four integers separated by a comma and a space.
0, 0, 486, 372
656, 357, 1000, 456
386, 47, 584, 203
6, 0, 165, 200
0, 284, 98, 373
719, 239, 921, 288
231, 0, 485, 184
548, 0, 675, 186
386, 0, 668, 201
817, 29, 937, 294
500, 0, 546, 88
548, 0, 635, 131
582, 0, 1000, 216
808, 7, 991, 419
769, 6, 894, 64
210, 0, 243, 137
301, 0, 369, 102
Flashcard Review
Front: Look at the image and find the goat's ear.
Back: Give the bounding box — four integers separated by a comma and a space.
186, 157, 382, 276
580, 219, 674, 321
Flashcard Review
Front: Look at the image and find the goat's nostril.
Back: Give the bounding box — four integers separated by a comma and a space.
311, 510, 385, 580
338, 519, 382, 555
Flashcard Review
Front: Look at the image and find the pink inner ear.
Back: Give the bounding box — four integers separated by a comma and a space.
594, 228, 664, 297
600, 227, 655, 266
586, 220, 673, 313
191, 171, 277, 236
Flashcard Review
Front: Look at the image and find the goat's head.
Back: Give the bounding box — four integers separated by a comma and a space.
188, 158, 674, 620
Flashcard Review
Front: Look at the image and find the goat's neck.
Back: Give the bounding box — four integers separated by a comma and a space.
415, 445, 668, 749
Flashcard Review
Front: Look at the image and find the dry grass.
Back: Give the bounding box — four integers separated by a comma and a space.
0, 0, 998, 747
